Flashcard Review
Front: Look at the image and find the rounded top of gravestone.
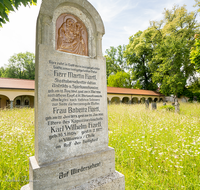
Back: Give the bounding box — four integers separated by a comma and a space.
39, 0, 105, 35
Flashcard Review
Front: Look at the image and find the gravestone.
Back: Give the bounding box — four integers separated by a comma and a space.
21, 0, 125, 189
145, 99, 149, 109
175, 99, 180, 113
151, 102, 157, 110
193, 96, 197, 103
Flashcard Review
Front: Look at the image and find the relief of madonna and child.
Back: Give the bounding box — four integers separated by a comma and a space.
56, 14, 88, 56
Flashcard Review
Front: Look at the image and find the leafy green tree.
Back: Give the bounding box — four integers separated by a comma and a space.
184, 78, 200, 95
180, 80, 200, 102
107, 71, 132, 88
105, 45, 126, 80
124, 30, 157, 90
190, 34, 200, 72
0, 67, 5, 77
0, 0, 36, 27
194, 0, 200, 12
1, 52, 35, 79
133, 80, 143, 89
148, 5, 199, 96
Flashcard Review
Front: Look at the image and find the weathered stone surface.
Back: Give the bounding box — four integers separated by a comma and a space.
175, 99, 180, 113
21, 0, 125, 189
151, 102, 157, 110
28, 148, 115, 190
36, 0, 104, 59
35, 48, 108, 165
34, 0, 107, 165
21, 171, 124, 190
69, 171, 125, 190
145, 99, 149, 109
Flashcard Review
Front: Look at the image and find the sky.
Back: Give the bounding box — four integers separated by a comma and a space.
0, 0, 198, 67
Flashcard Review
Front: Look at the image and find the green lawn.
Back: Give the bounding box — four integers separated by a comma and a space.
0, 103, 200, 189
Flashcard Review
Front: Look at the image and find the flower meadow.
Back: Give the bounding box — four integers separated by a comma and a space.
108, 103, 200, 189
0, 103, 200, 189
0, 108, 34, 190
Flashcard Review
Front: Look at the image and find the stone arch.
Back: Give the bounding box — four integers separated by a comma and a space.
0, 92, 13, 101
122, 97, 129, 104
140, 97, 145, 104
14, 95, 34, 108
154, 98, 158, 102
111, 97, 120, 104
159, 98, 163, 102
15, 96, 22, 107
38, 0, 105, 58
132, 97, 138, 104
0, 94, 10, 109
148, 97, 153, 103
53, 1, 105, 34
24, 96, 30, 106
107, 98, 111, 105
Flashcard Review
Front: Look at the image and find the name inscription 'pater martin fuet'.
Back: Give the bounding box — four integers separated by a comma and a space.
56, 14, 88, 56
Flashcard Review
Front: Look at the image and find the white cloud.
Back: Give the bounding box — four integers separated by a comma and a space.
0, 0, 197, 66
89, 0, 138, 22
164, 0, 185, 10
0, 0, 42, 67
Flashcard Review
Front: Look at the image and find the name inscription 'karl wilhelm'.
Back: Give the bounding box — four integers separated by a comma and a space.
52, 106, 100, 114
50, 121, 102, 133
54, 70, 97, 80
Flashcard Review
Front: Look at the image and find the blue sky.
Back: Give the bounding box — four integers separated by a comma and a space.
0, 0, 198, 67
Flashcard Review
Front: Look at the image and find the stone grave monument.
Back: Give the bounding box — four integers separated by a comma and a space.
151, 101, 157, 110
175, 99, 180, 113
21, 0, 125, 189
145, 99, 149, 109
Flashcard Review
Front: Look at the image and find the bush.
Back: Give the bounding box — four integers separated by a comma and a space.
160, 105, 175, 111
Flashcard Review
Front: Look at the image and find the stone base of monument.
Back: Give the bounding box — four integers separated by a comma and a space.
21, 172, 124, 190
21, 147, 125, 190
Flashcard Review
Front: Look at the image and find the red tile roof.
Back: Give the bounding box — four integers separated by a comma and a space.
0, 78, 163, 96
0, 78, 35, 90
107, 86, 163, 96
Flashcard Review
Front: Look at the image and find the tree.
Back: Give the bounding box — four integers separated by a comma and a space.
1, 52, 35, 79
105, 45, 126, 80
179, 78, 200, 102
133, 80, 143, 89
190, 34, 200, 72
107, 71, 132, 88
0, 66, 5, 77
148, 5, 199, 96
194, 0, 200, 12
187, 77, 200, 93
124, 30, 157, 90
0, 0, 36, 27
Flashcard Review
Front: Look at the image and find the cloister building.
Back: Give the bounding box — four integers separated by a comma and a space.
107, 87, 164, 104
0, 78, 164, 109
0, 78, 34, 109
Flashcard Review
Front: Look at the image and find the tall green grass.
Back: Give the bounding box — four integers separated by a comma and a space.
0, 103, 200, 189
0, 108, 34, 190
108, 103, 200, 189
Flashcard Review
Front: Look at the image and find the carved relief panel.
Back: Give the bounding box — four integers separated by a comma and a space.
56, 14, 88, 56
